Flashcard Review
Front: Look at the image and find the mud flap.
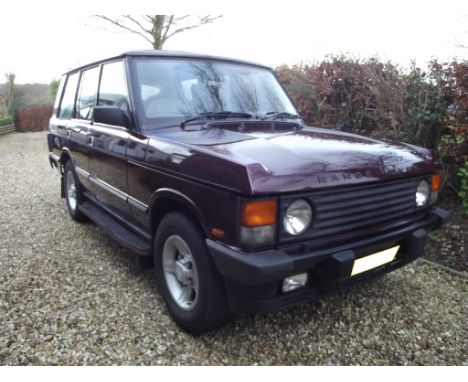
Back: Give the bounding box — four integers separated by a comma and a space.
61, 176, 65, 198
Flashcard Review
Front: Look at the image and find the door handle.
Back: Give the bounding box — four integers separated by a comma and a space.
88, 136, 95, 146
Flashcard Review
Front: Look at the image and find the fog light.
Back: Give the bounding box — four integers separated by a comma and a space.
282, 273, 308, 293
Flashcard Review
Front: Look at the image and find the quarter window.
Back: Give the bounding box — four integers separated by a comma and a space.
76, 66, 100, 120
58, 72, 79, 119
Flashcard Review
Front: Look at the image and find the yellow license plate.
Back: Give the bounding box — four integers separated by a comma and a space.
351, 245, 400, 276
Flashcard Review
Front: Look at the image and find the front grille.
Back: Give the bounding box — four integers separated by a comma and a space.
279, 176, 430, 244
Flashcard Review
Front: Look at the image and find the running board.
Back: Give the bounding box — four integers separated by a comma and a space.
79, 200, 152, 256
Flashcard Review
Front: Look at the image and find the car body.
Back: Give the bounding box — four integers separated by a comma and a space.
47, 50, 448, 332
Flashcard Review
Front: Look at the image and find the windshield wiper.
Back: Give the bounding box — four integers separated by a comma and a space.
262, 111, 300, 120
180, 111, 254, 129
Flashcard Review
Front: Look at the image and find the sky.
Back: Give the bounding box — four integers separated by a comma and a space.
1, 0, 467, 84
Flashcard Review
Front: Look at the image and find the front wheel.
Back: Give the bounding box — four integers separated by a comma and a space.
154, 211, 231, 333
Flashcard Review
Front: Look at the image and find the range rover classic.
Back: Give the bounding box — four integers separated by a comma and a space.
47, 50, 449, 333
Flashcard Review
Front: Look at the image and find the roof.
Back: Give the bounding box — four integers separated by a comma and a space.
64, 50, 271, 75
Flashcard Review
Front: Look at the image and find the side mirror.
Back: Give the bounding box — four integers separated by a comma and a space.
94, 106, 129, 128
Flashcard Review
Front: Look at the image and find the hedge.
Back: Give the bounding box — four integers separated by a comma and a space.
276, 57, 468, 198
15, 105, 53, 132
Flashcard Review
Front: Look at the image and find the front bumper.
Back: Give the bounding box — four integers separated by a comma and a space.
207, 207, 449, 314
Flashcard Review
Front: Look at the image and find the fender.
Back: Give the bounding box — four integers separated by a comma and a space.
58, 147, 75, 173
148, 188, 210, 237
55, 147, 76, 197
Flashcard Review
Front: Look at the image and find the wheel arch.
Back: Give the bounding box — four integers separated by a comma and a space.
59, 148, 75, 174
149, 188, 210, 239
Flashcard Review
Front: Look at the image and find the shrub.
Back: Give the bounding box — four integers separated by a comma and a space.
0, 115, 13, 127
15, 105, 53, 132
276, 57, 468, 201
457, 161, 468, 215
276, 57, 405, 139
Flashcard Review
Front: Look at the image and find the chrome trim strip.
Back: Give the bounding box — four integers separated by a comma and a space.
76, 166, 148, 212
88, 176, 127, 202
75, 166, 90, 178
128, 195, 149, 212
92, 123, 129, 133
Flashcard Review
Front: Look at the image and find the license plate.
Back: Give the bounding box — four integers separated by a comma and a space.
351, 245, 400, 276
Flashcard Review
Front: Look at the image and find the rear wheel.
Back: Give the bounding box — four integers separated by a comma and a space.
64, 160, 87, 222
154, 211, 231, 333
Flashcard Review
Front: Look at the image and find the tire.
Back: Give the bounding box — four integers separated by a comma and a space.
154, 211, 231, 334
63, 160, 88, 222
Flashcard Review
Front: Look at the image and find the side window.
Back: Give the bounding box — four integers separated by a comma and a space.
58, 72, 79, 119
53, 76, 66, 116
76, 66, 100, 120
98, 61, 129, 112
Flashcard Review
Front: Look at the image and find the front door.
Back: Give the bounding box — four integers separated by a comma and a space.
88, 60, 131, 215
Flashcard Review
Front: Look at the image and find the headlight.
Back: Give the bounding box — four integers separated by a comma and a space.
416, 180, 430, 206
283, 199, 313, 236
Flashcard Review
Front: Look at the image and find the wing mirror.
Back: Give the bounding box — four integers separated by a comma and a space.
94, 106, 130, 128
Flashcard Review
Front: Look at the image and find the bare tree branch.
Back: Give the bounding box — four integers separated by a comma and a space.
123, 15, 152, 35
93, 15, 222, 49
161, 15, 174, 46
166, 15, 222, 39
93, 16, 154, 46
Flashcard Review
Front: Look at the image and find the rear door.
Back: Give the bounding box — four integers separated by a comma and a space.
71, 66, 101, 191
50, 70, 95, 191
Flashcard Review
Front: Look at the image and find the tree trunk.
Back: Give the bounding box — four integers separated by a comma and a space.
152, 15, 166, 49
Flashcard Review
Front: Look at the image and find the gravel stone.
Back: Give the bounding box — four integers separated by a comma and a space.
0, 132, 467, 365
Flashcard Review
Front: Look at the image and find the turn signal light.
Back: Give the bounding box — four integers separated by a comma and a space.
432, 173, 441, 192
211, 228, 225, 238
241, 199, 277, 227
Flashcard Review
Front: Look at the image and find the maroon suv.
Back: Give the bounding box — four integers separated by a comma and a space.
47, 50, 448, 333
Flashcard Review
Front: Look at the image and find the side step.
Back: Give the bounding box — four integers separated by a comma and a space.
79, 200, 152, 256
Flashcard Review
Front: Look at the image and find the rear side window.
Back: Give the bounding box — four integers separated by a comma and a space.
98, 61, 129, 112
58, 72, 79, 119
53, 76, 66, 116
76, 66, 100, 120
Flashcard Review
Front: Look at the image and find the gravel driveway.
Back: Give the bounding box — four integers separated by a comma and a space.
0, 132, 467, 365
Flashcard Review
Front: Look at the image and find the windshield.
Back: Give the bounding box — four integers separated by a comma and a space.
131, 58, 298, 128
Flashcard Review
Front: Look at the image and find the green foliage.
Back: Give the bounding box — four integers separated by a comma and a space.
49, 79, 60, 101
4, 73, 16, 115
428, 232, 442, 243
457, 161, 468, 215
0, 115, 13, 126
399, 61, 450, 149
0, 72, 17, 116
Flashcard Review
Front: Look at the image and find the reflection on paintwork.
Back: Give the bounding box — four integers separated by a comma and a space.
140, 124, 437, 194
158, 128, 257, 147
206, 128, 425, 176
